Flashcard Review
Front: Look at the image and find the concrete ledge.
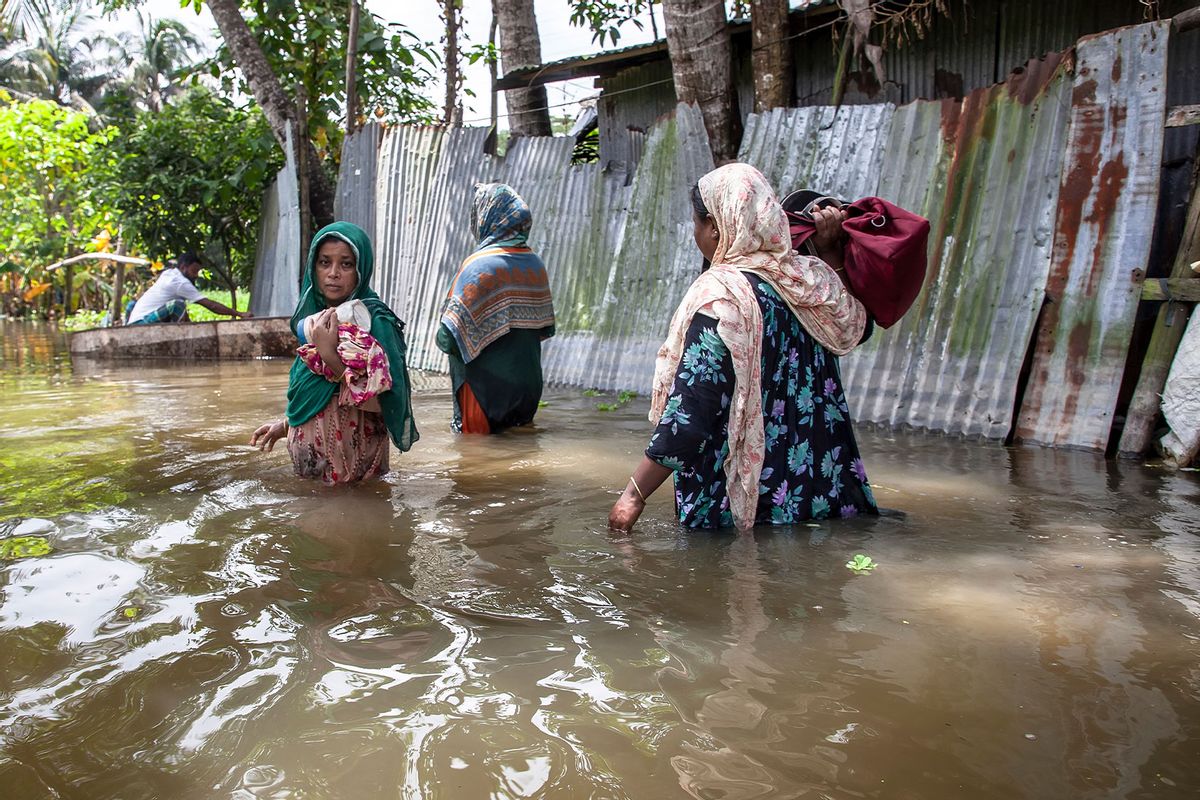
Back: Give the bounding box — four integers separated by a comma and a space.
69, 317, 296, 360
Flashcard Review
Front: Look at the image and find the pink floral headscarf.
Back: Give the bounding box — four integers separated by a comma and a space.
649, 163, 866, 530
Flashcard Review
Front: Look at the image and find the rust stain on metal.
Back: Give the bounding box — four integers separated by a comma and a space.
1005, 51, 1068, 105
938, 97, 961, 144
1084, 151, 1129, 295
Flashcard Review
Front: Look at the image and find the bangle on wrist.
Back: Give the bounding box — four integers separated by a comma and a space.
629, 476, 646, 503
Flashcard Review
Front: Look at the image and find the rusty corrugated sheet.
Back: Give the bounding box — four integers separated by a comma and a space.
1016, 22, 1169, 449
742, 52, 1074, 440
353, 104, 711, 391
249, 126, 300, 318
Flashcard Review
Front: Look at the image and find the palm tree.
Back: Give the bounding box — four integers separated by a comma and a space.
0, 0, 119, 114
113, 11, 203, 112
1, 0, 50, 39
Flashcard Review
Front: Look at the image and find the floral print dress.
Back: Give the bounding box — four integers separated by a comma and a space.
288, 323, 392, 483
646, 274, 877, 529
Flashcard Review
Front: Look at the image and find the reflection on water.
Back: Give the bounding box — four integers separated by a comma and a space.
1, 320, 1199, 798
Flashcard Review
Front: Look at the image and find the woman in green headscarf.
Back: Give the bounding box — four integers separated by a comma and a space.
251, 222, 419, 482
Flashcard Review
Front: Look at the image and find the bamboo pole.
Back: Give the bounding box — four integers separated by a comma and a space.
112, 241, 128, 326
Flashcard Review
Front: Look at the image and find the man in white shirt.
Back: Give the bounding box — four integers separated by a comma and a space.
127, 252, 252, 324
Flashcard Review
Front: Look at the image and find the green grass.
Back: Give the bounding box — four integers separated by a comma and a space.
188, 290, 251, 322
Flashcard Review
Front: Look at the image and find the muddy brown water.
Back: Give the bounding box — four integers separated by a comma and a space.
1, 320, 1199, 799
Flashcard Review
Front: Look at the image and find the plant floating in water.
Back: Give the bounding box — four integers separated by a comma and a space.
617, 390, 638, 405
582, 388, 602, 397
0, 535, 52, 561
538, 400, 549, 408
845, 554, 877, 574
122, 606, 142, 619
596, 402, 619, 412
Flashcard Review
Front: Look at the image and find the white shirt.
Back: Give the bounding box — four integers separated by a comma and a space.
128, 268, 205, 323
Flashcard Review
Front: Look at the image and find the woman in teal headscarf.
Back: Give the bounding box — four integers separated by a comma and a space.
436, 183, 555, 433
251, 222, 419, 482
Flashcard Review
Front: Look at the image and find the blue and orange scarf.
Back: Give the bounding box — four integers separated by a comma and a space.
441, 183, 555, 363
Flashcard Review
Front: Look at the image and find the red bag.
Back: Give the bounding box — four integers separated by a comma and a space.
785, 196, 930, 329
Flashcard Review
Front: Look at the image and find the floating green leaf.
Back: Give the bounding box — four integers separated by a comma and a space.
617, 390, 637, 405
538, 400, 549, 408
0, 535, 53, 561
596, 402, 618, 412
582, 388, 602, 397
122, 606, 142, 619
846, 554, 877, 574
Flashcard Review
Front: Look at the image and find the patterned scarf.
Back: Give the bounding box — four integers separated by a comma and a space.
649, 163, 866, 530
441, 183, 555, 363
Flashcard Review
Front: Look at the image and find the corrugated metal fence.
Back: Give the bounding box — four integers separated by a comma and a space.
256, 22, 1170, 452
744, 23, 1168, 449
249, 126, 301, 318
336, 105, 713, 388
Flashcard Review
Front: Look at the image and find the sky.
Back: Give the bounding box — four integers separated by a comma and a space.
129, 0, 664, 130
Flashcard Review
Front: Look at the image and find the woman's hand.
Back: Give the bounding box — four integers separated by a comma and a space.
608, 485, 646, 532
810, 206, 848, 271
250, 420, 288, 451
310, 308, 338, 351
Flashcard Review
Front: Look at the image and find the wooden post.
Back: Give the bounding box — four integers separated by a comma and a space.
345, 0, 360, 136
1118, 149, 1200, 456
64, 264, 73, 317
111, 240, 127, 326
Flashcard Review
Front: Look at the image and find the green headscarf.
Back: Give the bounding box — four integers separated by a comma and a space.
286, 221, 419, 452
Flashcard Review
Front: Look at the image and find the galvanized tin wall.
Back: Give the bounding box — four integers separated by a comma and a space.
1016, 22, 1169, 449
249, 127, 300, 318
334, 104, 713, 391
595, 61, 676, 170
334, 121, 380, 235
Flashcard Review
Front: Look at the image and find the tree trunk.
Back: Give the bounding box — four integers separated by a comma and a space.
443, 0, 462, 125
751, 0, 792, 112
206, 0, 334, 227
662, 0, 739, 163
489, 0, 499, 131
495, 0, 552, 137
345, 0, 361, 135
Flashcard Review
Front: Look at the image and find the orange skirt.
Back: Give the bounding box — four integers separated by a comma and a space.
458, 383, 491, 434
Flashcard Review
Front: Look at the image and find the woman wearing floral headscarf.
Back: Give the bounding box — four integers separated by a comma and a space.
436, 183, 556, 434
609, 163, 877, 531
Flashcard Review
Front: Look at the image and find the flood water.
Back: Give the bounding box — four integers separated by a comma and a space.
1, 320, 1199, 799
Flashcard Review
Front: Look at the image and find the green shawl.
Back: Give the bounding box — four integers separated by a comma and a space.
286, 221, 419, 452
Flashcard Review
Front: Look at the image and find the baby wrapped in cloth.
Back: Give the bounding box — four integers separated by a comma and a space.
294, 299, 392, 411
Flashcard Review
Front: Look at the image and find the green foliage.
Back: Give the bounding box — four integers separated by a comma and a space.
572, 126, 599, 164
187, 289, 249, 321
204, 0, 438, 161
567, 0, 658, 47
0, 534, 52, 560
59, 307, 107, 330
94, 87, 282, 290
846, 554, 877, 574
582, 388, 602, 397
0, 92, 117, 313
594, 389, 637, 412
